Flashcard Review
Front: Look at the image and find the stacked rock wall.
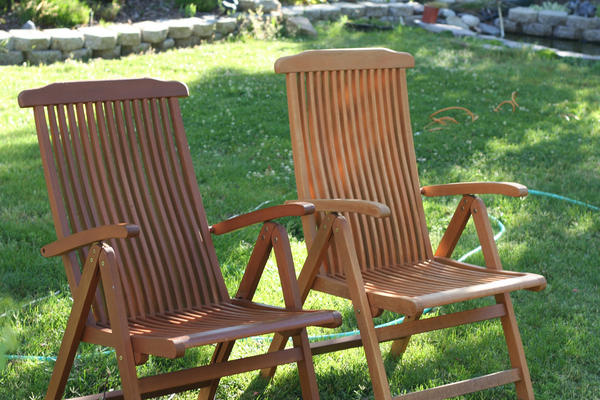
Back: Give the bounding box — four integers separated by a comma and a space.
503, 7, 600, 41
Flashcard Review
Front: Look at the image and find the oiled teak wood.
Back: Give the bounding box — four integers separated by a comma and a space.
19, 78, 342, 400
267, 48, 546, 399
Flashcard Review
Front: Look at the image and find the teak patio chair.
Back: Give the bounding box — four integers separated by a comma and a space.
261, 48, 547, 399
18, 78, 342, 400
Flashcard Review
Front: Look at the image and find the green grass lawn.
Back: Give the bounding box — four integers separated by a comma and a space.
1, 22, 599, 399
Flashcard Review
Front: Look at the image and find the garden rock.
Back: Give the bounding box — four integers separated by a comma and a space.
10, 29, 51, 51
137, 22, 169, 43
282, 5, 304, 17
508, 7, 538, 24
364, 2, 389, 17
479, 22, 500, 36
63, 47, 92, 61
121, 42, 151, 56
167, 19, 194, 39
155, 38, 175, 50
582, 29, 600, 42
461, 14, 480, 28
47, 29, 84, 52
317, 4, 342, 20
407, 2, 424, 13
553, 25, 578, 39
238, 0, 258, 11
216, 18, 237, 35
565, 15, 600, 29
337, 3, 366, 18
190, 18, 215, 38
259, 0, 281, 13
537, 10, 567, 26
389, 3, 414, 17
496, 18, 520, 33
111, 24, 141, 46
522, 22, 552, 37
286, 16, 317, 37
26, 49, 62, 64
93, 45, 121, 59
439, 8, 455, 18
446, 15, 470, 29
79, 27, 118, 50
303, 5, 323, 20
21, 20, 35, 29
0, 30, 14, 50
0, 51, 23, 65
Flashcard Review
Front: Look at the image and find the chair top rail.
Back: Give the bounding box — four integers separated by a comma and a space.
274, 48, 415, 74
18, 78, 189, 107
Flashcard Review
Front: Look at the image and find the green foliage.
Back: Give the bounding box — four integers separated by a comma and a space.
0, 326, 17, 371
175, 0, 218, 13
183, 2, 197, 17
530, 1, 569, 11
15, 0, 91, 27
0, 0, 13, 13
238, 7, 281, 40
92, 0, 122, 22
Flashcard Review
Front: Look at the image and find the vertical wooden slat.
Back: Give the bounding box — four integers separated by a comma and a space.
126, 99, 179, 312
146, 98, 203, 307
396, 69, 433, 260
94, 101, 143, 318
389, 69, 420, 263
158, 98, 221, 305
116, 100, 172, 315
167, 97, 229, 302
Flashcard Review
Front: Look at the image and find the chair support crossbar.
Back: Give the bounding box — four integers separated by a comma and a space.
393, 368, 521, 400
311, 304, 506, 356
67, 347, 303, 400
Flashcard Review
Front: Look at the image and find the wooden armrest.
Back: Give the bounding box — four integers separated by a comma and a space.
209, 202, 315, 235
421, 182, 528, 198
286, 199, 391, 218
41, 223, 140, 257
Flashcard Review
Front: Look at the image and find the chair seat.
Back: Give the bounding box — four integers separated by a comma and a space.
314, 257, 546, 315
108, 300, 341, 358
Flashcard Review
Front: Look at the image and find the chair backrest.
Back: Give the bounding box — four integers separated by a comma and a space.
275, 48, 433, 276
19, 79, 229, 323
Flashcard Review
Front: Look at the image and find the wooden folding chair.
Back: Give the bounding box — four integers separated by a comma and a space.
18, 78, 341, 400
262, 48, 547, 399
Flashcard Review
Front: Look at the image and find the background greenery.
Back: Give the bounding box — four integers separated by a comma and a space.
0, 21, 599, 399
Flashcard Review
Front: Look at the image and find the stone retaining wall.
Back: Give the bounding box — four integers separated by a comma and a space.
502, 7, 600, 41
0, 0, 422, 66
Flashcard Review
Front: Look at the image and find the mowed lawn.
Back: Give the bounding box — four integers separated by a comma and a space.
0, 21, 599, 399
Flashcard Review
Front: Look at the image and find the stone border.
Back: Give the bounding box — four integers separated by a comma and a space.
0, 0, 423, 66
1, 1, 599, 65
415, 19, 600, 61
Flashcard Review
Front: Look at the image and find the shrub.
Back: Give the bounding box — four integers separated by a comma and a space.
530, 1, 569, 12
0, 0, 13, 13
175, 0, 218, 13
16, 0, 92, 27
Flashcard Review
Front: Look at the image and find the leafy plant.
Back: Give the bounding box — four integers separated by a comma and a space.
0, 0, 13, 13
15, 0, 91, 27
175, 0, 218, 13
530, 1, 569, 11
183, 2, 197, 17
239, 7, 280, 39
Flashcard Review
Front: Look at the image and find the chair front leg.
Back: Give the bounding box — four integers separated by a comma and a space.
98, 243, 141, 400
46, 244, 103, 400
333, 217, 392, 400
198, 223, 275, 400
260, 214, 336, 379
